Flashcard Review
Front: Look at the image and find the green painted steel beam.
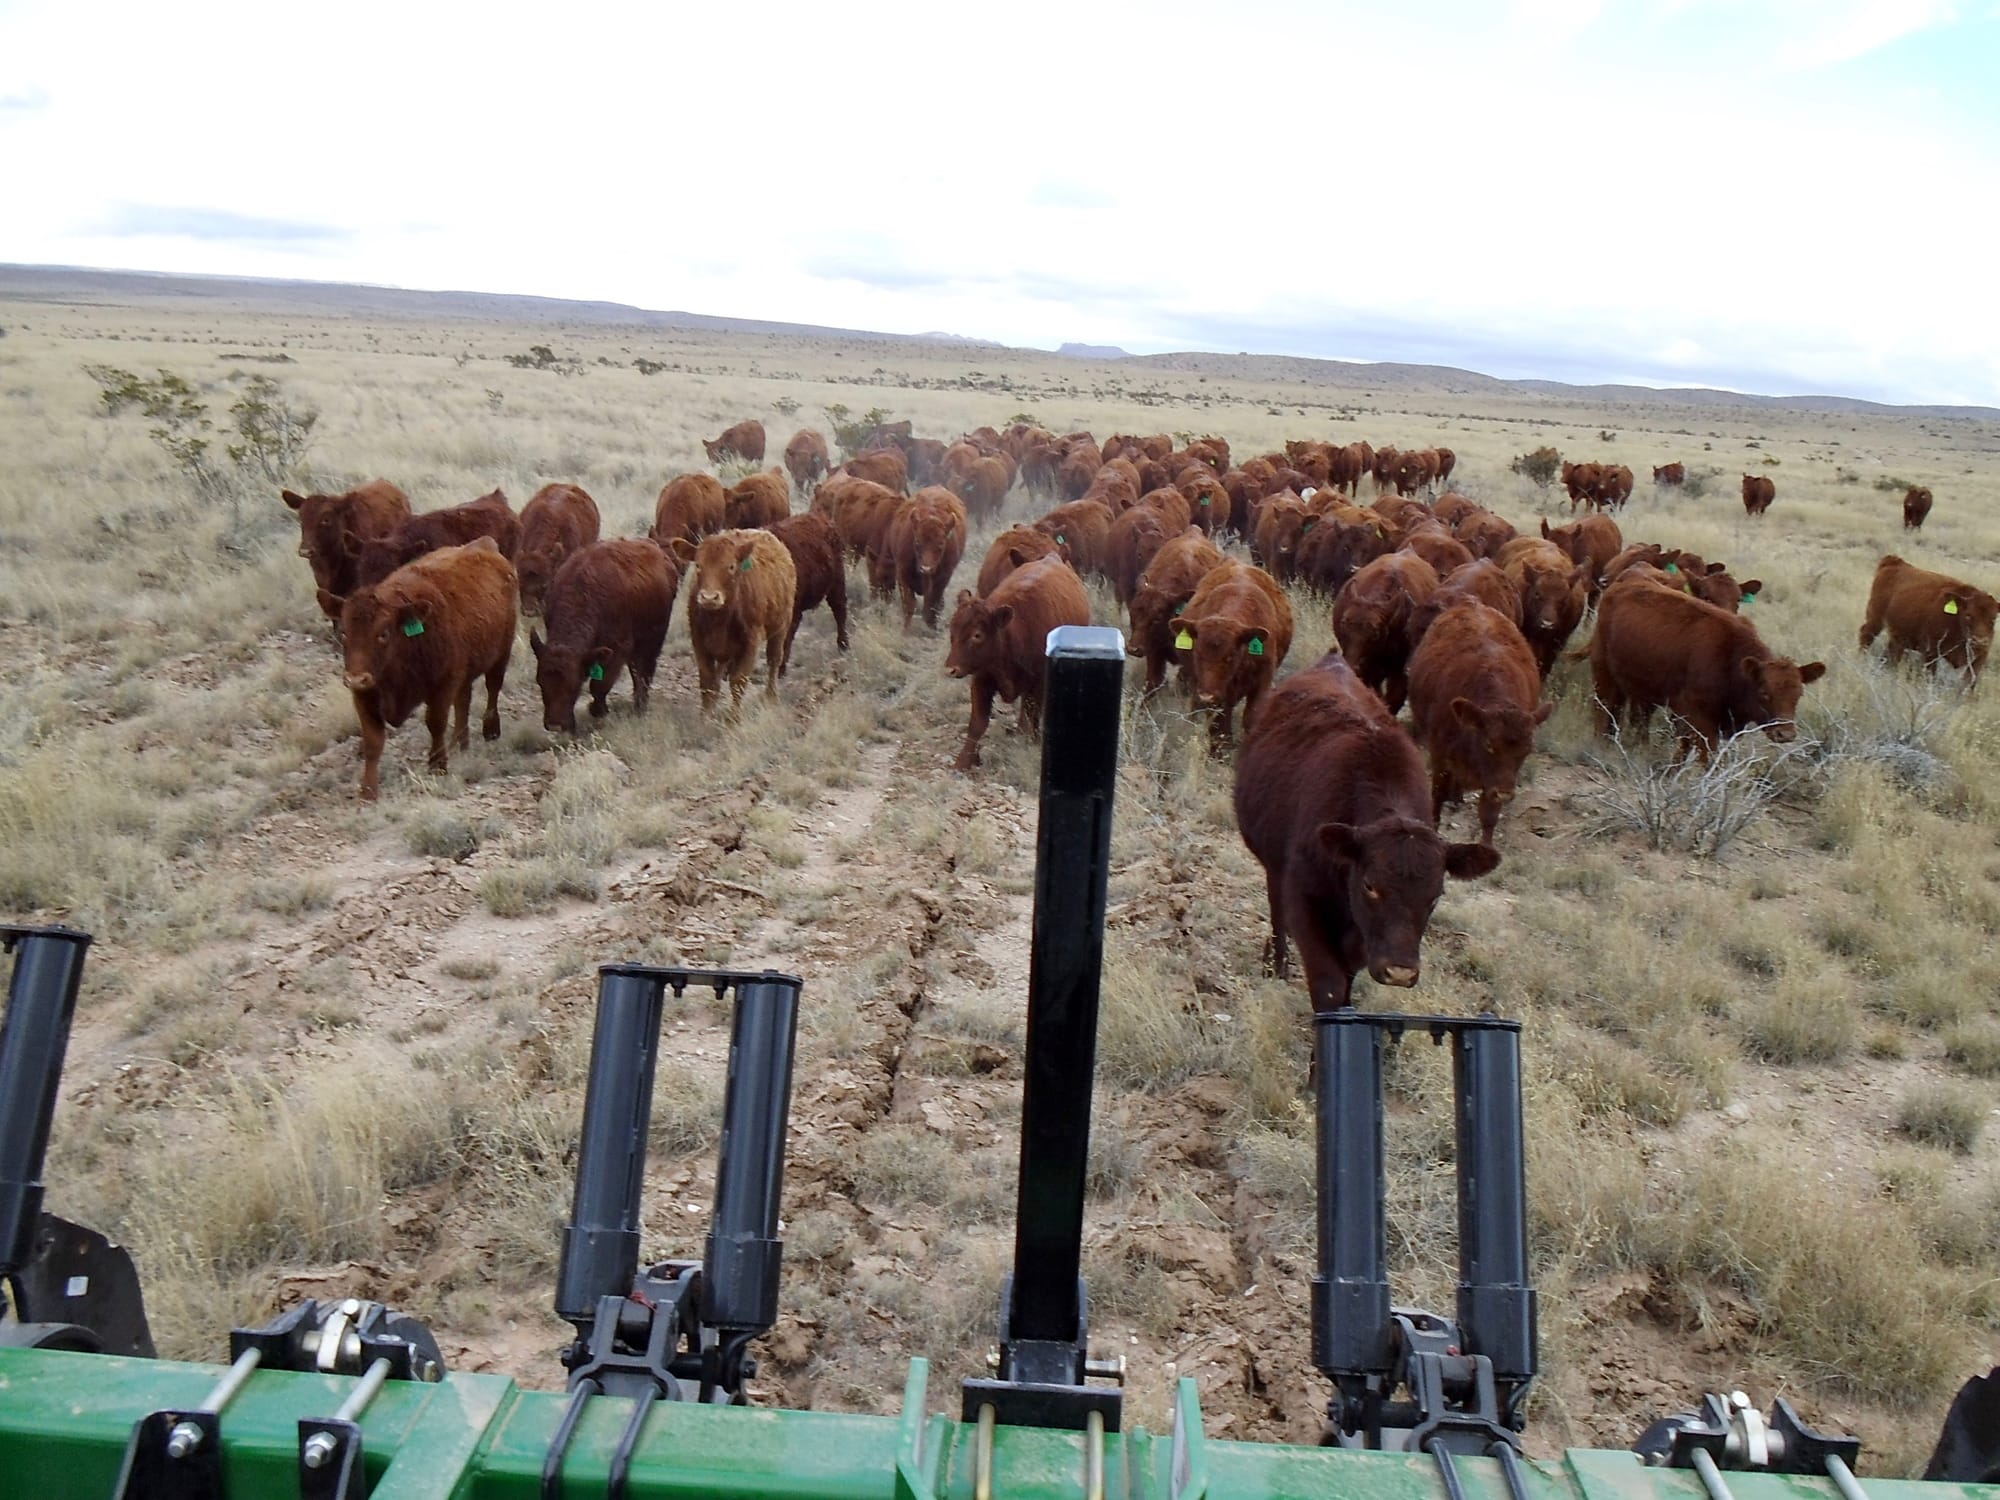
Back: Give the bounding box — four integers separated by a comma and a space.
0, 1347, 1994, 1500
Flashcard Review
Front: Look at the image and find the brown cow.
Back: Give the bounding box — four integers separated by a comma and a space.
1904, 486, 1934, 530
765, 511, 850, 664
1033, 499, 1114, 579
1399, 523, 1476, 579
1742, 474, 1776, 516
1653, 462, 1686, 486
1058, 444, 1104, 501
1595, 465, 1635, 510
673, 528, 798, 714
1859, 555, 1998, 687
1334, 552, 1441, 715
906, 437, 948, 488
1432, 492, 1481, 528
350, 488, 519, 596
1454, 510, 1519, 561
1178, 560, 1295, 749
284, 479, 413, 625
1539, 514, 1623, 597
976, 524, 1064, 597
945, 556, 1091, 771
339, 538, 515, 801
1128, 529, 1226, 696
783, 429, 830, 491
529, 539, 678, 734
1405, 558, 1522, 653
1233, 651, 1499, 1011
1592, 576, 1825, 757
1252, 492, 1313, 581
956, 455, 1012, 523
1107, 503, 1174, 606
651, 473, 728, 549
1174, 467, 1229, 531
1408, 600, 1550, 846
825, 479, 904, 597
725, 468, 792, 529
515, 483, 602, 617
1501, 539, 1591, 678
890, 487, 968, 630
1433, 447, 1457, 488
842, 448, 908, 494
704, 419, 766, 464
1561, 461, 1603, 511
1298, 509, 1395, 597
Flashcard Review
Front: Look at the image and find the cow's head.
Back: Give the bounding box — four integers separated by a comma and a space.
946, 590, 1009, 679
1741, 655, 1827, 741
1316, 815, 1500, 987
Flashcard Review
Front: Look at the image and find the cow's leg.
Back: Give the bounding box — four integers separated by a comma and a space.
482, 658, 505, 741
354, 697, 386, 802
956, 678, 996, 771
1019, 689, 1043, 742
696, 650, 721, 717
1431, 769, 1451, 826
450, 678, 474, 751
425, 695, 452, 772
1478, 787, 1502, 847
764, 628, 783, 700
830, 570, 850, 651
1263, 870, 1290, 979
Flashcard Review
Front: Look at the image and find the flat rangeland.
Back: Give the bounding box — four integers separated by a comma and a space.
1, 272, 1997, 1467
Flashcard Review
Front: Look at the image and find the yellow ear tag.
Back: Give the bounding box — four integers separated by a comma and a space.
1175, 629, 1194, 650
1945, 599, 1960, 614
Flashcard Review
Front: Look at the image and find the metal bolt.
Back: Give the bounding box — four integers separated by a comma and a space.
302, 1432, 339, 1470
165, 1421, 203, 1459
985, 1347, 1000, 1371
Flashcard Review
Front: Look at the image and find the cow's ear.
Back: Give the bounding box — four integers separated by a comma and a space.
1568, 564, 1592, 591
989, 604, 1014, 632
670, 538, 697, 566
283, 489, 306, 511
1008, 546, 1029, 567
1540, 518, 1552, 539
1449, 696, 1487, 731
1534, 700, 1556, 725
529, 630, 545, 659
1706, 561, 1727, 575
956, 588, 974, 607
1316, 821, 1363, 864
1445, 842, 1501, 879
1738, 579, 1763, 597
1798, 661, 1827, 684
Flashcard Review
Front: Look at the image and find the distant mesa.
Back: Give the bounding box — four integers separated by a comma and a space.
1055, 342, 1131, 360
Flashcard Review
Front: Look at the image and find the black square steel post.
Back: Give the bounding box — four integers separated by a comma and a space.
963, 625, 1126, 1431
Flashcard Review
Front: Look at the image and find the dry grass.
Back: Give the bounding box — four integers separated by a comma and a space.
6, 284, 2000, 1464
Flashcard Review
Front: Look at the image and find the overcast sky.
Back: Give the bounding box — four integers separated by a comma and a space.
2, 0, 1996, 406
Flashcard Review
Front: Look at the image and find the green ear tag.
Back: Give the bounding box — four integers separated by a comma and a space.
1199, 495, 1211, 507
403, 619, 425, 637
1945, 599, 1960, 615
740, 556, 754, 571
1247, 637, 1266, 657
589, 662, 606, 681
1741, 593, 1757, 605
1175, 629, 1194, 649
1172, 602, 1185, 615
1664, 563, 1679, 574
1056, 533, 1066, 545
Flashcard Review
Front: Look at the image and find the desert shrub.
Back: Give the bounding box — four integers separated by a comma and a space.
1899, 1084, 1987, 1153
1511, 446, 1561, 486
224, 374, 317, 482
1582, 722, 1805, 857
824, 403, 895, 458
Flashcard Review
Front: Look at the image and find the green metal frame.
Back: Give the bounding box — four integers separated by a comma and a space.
0, 1346, 1986, 1500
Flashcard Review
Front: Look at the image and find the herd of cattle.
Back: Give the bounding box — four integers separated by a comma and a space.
281, 415, 1991, 1011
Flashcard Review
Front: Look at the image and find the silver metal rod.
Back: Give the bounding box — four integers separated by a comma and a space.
204, 1348, 263, 1413
335, 1357, 392, 1423
1827, 1454, 1871, 1500
975, 1403, 997, 1500
1085, 1408, 1106, 1500
1692, 1446, 1737, 1500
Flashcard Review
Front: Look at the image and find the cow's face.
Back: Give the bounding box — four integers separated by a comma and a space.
1448, 696, 1551, 800
1319, 816, 1499, 986
692, 535, 756, 612
1742, 656, 1827, 741
946, 593, 1009, 679
1183, 620, 1265, 706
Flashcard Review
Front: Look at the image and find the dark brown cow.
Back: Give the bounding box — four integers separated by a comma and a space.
843, 448, 908, 494
1405, 558, 1522, 653
1500, 538, 1591, 678
1128, 529, 1225, 696
1328, 443, 1365, 495
284, 479, 413, 625
1233, 652, 1499, 1011
906, 437, 948, 488
339, 538, 515, 801
957, 455, 1012, 522
529, 539, 679, 734
1539, 514, 1623, 597
1252, 492, 1312, 581
890, 487, 968, 630
1859, 555, 1998, 687
650, 473, 728, 549
724, 468, 792, 529
1595, 464, 1635, 510
1392, 448, 1436, 496
1297, 508, 1394, 597
1333, 552, 1440, 715
945, 556, 1091, 771
1904, 486, 1934, 530
1178, 560, 1296, 749
1433, 447, 1457, 487
1685, 564, 1762, 614
1742, 473, 1776, 516
1032, 499, 1114, 579
1408, 600, 1550, 846
704, 420, 767, 464
976, 524, 1064, 597
1372, 445, 1402, 491
1592, 576, 1825, 757
350, 488, 520, 596
1653, 462, 1686, 486
1561, 460, 1603, 511
783, 429, 830, 491
765, 512, 850, 664
1107, 503, 1174, 606
1058, 443, 1104, 501
674, 528, 798, 714
515, 483, 602, 617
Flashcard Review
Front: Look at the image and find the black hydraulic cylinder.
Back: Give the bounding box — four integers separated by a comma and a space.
1452, 1020, 1537, 1393
1312, 1011, 1394, 1380
1005, 626, 1125, 1352
700, 971, 802, 1334
0, 926, 92, 1281
555, 966, 668, 1328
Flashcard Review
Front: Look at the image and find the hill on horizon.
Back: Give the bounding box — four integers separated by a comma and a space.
2, 262, 1993, 423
